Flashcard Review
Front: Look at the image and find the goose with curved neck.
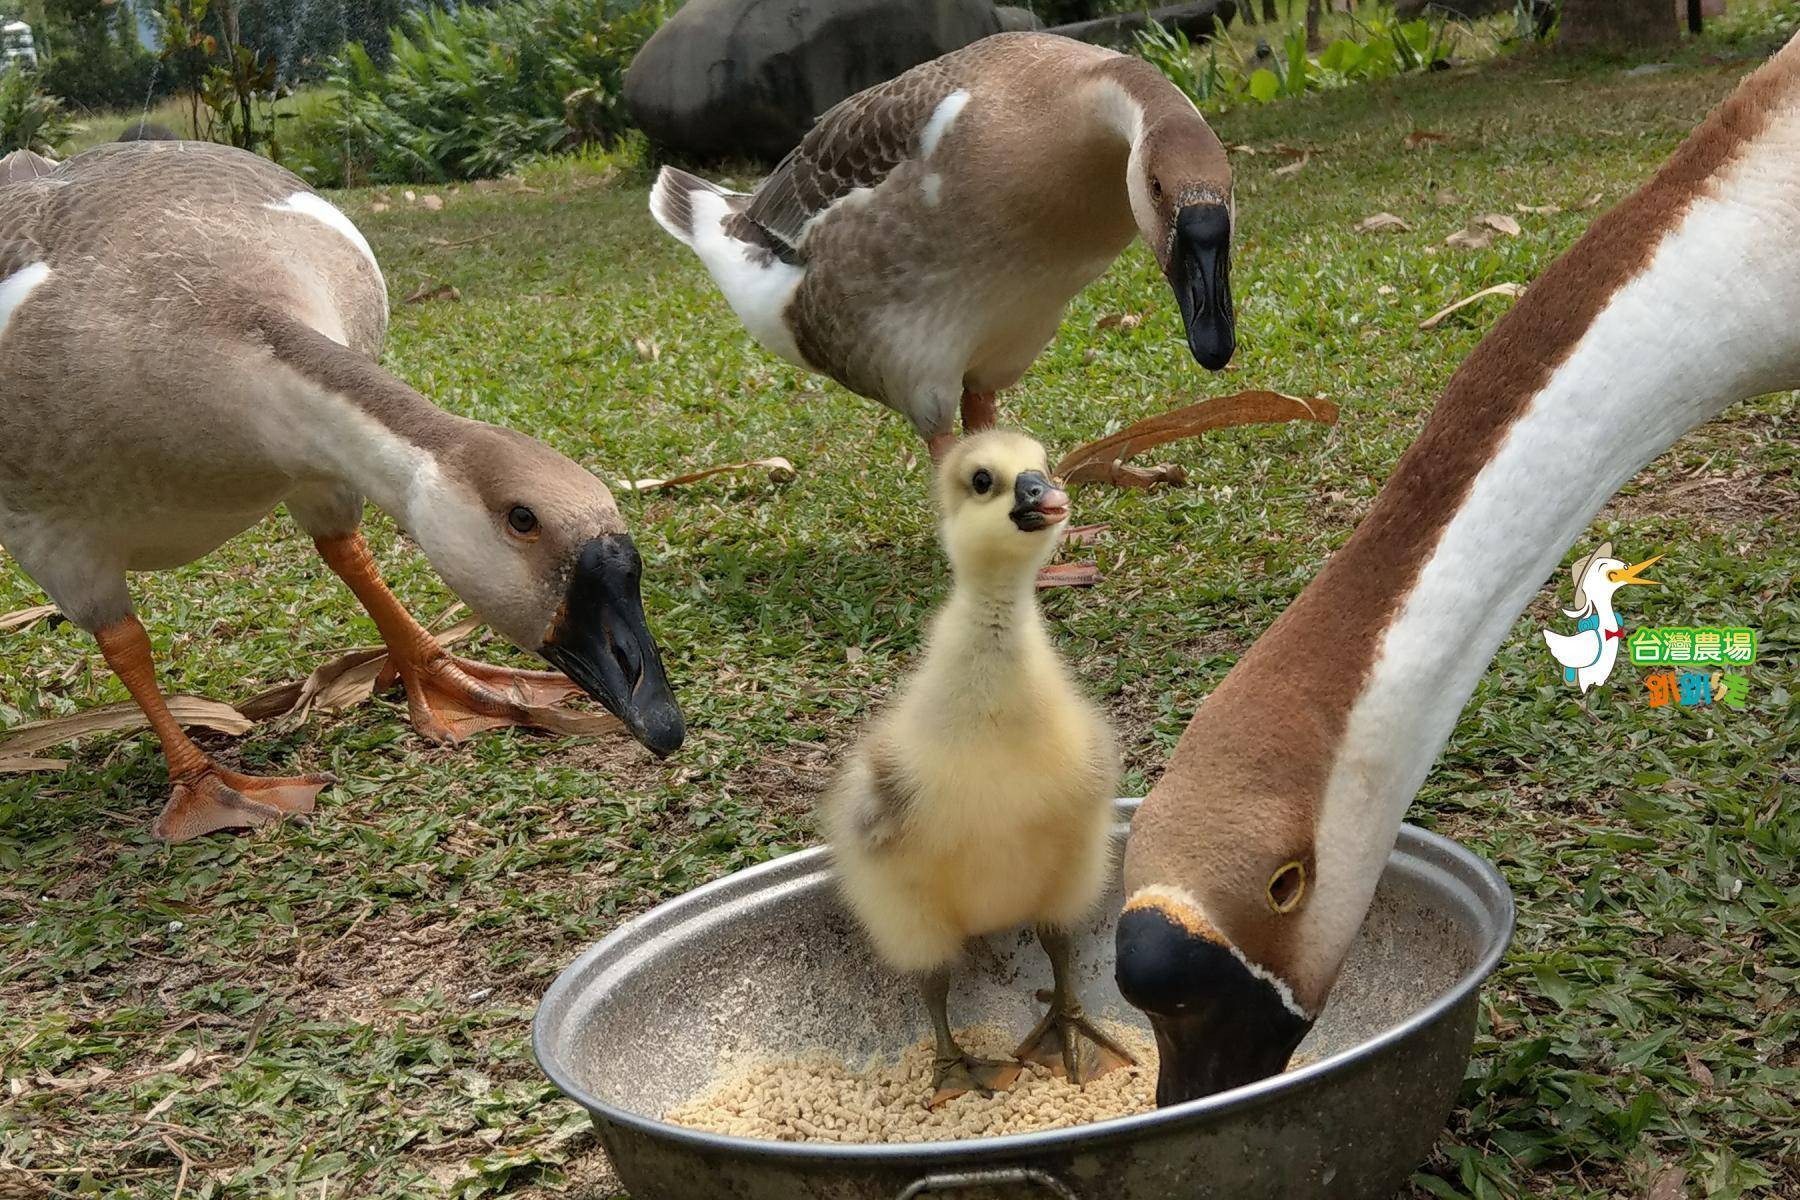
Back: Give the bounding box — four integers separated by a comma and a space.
1114, 35, 1800, 1104
648, 32, 1236, 461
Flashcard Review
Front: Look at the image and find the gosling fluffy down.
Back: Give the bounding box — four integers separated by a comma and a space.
825, 431, 1119, 975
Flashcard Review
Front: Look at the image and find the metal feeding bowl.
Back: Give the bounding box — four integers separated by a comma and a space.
534, 800, 1514, 1200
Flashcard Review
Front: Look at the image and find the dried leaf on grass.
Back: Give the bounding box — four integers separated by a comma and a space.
0, 697, 254, 760
1516, 203, 1562, 215
1419, 282, 1527, 330
1062, 523, 1110, 547
632, 336, 661, 362
1404, 130, 1448, 149
1055, 391, 1339, 488
1643, 1165, 1687, 1200
1445, 226, 1494, 251
404, 282, 461, 304
1094, 312, 1144, 331
0, 754, 71, 774
1036, 562, 1102, 589
0, 604, 58, 633
1355, 212, 1411, 234
1273, 152, 1309, 177
626, 457, 797, 492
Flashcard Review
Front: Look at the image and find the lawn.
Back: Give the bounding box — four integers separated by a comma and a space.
3, 28, 1797, 1200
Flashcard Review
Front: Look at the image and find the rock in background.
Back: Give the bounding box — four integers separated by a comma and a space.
626, 0, 1002, 163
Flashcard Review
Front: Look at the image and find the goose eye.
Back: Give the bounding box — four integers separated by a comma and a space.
1267, 861, 1307, 913
1151, 176, 1163, 199
506, 505, 539, 537
971, 469, 993, 495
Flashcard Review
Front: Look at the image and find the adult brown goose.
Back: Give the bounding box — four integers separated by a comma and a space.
1113, 35, 1800, 1103
0, 141, 684, 841
649, 31, 1237, 462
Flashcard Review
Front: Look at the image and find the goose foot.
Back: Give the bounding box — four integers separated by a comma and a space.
1013, 991, 1136, 1084
386, 649, 584, 744
153, 763, 334, 843
1015, 925, 1137, 1083
929, 1053, 1022, 1108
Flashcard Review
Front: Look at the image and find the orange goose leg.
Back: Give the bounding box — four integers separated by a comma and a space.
96, 617, 332, 842
315, 532, 581, 744
961, 390, 998, 433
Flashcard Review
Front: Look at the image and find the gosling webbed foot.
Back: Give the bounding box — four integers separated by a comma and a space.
1014, 988, 1137, 1084
928, 1052, 1021, 1108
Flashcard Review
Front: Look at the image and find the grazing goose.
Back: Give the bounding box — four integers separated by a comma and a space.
1113, 35, 1800, 1105
825, 431, 1132, 1106
0, 141, 684, 841
650, 32, 1237, 462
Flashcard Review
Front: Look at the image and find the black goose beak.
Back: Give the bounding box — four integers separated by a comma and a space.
1115, 903, 1310, 1105
540, 534, 685, 757
1170, 203, 1236, 371
1009, 470, 1070, 532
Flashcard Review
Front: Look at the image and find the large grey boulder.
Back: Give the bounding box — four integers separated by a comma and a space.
625, 0, 1002, 163
996, 5, 1045, 30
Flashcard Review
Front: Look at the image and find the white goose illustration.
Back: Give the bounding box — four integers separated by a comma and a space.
1541, 542, 1661, 692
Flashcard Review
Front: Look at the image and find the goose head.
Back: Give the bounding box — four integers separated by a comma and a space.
936, 431, 1070, 585
408, 424, 685, 756
1125, 118, 1236, 371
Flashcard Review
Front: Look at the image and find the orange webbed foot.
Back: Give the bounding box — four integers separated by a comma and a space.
388, 649, 586, 744
153, 763, 334, 843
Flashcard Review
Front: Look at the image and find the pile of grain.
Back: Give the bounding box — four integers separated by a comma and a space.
664, 1023, 1158, 1143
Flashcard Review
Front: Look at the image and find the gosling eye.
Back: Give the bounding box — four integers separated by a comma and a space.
1267, 861, 1307, 913
506, 505, 539, 538
1151, 176, 1163, 200
971, 469, 993, 495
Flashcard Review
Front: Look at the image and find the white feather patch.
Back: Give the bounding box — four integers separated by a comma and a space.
0, 262, 50, 342
920, 90, 971, 159
685, 188, 807, 367
267, 192, 384, 282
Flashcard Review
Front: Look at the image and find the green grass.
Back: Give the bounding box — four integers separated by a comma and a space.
3, 33, 1797, 1200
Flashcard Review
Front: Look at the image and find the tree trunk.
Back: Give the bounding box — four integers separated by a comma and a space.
1262, 0, 1278, 19
1305, 0, 1322, 49
1559, 0, 1678, 52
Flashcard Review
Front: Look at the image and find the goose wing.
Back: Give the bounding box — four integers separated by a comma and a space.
736, 58, 963, 258
1542, 626, 1601, 669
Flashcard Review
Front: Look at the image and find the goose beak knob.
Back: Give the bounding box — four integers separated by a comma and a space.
1170, 203, 1236, 371
1115, 904, 1310, 1105
540, 534, 686, 757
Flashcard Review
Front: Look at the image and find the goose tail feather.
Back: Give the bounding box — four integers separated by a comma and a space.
650, 166, 736, 248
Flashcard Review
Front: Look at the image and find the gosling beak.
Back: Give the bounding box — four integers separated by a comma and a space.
1606, 555, 1663, 587
540, 534, 685, 757
1115, 904, 1311, 1105
1009, 470, 1070, 532
1170, 203, 1235, 371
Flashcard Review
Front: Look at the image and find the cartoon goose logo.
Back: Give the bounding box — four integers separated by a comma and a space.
1542, 542, 1662, 692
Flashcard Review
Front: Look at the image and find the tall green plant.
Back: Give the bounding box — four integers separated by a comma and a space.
0, 67, 72, 154
325, 0, 662, 186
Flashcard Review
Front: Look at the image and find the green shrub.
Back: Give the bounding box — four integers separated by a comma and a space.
321, 0, 662, 186
0, 68, 73, 154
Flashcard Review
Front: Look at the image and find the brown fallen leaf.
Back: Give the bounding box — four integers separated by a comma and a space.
1273, 152, 1309, 177
369, 200, 391, 213
1434, 189, 1465, 207
1062, 523, 1110, 547
1036, 561, 1102, 589
1577, 191, 1604, 209
1685, 1051, 1714, 1093
1516, 203, 1562, 215
1355, 212, 1411, 234
0, 696, 254, 759
0, 603, 58, 633
1056, 391, 1339, 488
1404, 130, 1448, 149
0, 754, 71, 774
1094, 312, 1144, 331
1445, 226, 1494, 251
404, 282, 461, 304
625, 457, 797, 492
237, 616, 481, 723
1478, 212, 1523, 236
417, 194, 445, 211
1419, 282, 1527, 330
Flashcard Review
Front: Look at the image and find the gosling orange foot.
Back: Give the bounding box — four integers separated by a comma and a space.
928, 1053, 1022, 1108
386, 648, 583, 744
1014, 990, 1137, 1084
153, 762, 334, 843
